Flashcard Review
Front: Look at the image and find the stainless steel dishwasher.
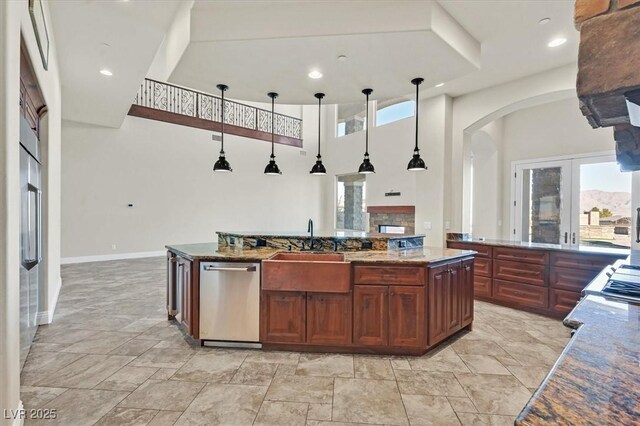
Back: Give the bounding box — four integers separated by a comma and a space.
199, 262, 261, 348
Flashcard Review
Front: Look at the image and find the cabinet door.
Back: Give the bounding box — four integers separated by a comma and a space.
446, 262, 462, 333
261, 291, 306, 343
460, 259, 474, 327
389, 286, 425, 348
428, 265, 448, 346
306, 293, 352, 345
353, 285, 388, 346
179, 257, 192, 335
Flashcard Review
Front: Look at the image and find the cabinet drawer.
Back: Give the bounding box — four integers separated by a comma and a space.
493, 260, 547, 287
474, 276, 492, 297
493, 279, 548, 309
550, 252, 621, 271
549, 288, 581, 315
448, 242, 492, 258
494, 247, 548, 265
475, 258, 492, 277
549, 267, 599, 292
354, 265, 425, 286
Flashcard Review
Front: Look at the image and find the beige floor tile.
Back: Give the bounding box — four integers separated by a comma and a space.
390, 358, 411, 370
394, 370, 466, 397
456, 412, 516, 425
448, 396, 478, 413
34, 326, 97, 345
150, 368, 177, 380
296, 353, 354, 378
451, 340, 511, 357
245, 350, 301, 365
28, 342, 68, 353
95, 366, 159, 391
456, 374, 532, 416
137, 324, 186, 341
129, 348, 195, 370
20, 351, 86, 386
402, 394, 461, 425
354, 357, 394, 380
266, 375, 334, 404
27, 388, 129, 426
231, 361, 278, 385
409, 347, 471, 373
307, 403, 332, 421
119, 379, 204, 411
20, 386, 67, 410
275, 363, 298, 376
459, 355, 511, 375
147, 410, 183, 426
174, 383, 267, 425
60, 331, 137, 354
94, 407, 158, 425
34, 354, 135, 389
109, 338, 160, 357
498, 342, 561, 367
506, 365, 550, 389
172, 350, 246, 383
119, 319, 163, 333
333, 378, 408, 425
254, 401, 309, 426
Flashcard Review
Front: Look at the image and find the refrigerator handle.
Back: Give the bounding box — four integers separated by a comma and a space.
22, 183, 41, 270
636, 207, 640, 243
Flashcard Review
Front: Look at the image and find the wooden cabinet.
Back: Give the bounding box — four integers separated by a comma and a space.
307, 293, 352, 345
493, 279, 548, 309
389, 286, 425, 348
353, 286, 388, 346
448, 242, 492, 258
494, 247, 548, 264
550, 288, 581, 315
460, 258, 474, 327
549, 267, 599, 292
446, 263, 462, 333
354, 265, 425, 286
428, 264, 448, 346
261, 291, 306, 343
493, 260, 547, 287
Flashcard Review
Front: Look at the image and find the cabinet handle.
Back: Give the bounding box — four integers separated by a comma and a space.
464, 265, 471, 271
390, 291, 395, 296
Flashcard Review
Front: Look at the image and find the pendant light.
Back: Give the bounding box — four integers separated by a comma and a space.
407, 78, 428, 171
264, 92, 282, 175
213, 84, 232, 172
358, 88, 375, 174
310, 92, 327, 175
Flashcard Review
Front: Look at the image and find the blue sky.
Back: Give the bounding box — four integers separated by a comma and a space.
580, 162, 631, 193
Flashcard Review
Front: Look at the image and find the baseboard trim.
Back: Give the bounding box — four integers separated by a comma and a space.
61, 250, 165, 265
37, 276, 61, 325
10, 400, 24, 426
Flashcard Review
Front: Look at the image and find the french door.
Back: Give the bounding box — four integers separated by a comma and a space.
513, 154, 637, 249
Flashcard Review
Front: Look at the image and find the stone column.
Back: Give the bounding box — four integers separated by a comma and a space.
344, 181, 364, 231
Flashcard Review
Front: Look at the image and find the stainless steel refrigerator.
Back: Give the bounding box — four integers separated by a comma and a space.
19, 115, 42, 370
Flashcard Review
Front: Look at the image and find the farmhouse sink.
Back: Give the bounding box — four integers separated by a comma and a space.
262, 252, 351, 293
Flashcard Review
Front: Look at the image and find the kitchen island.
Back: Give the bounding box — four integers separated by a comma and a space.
166, 239, 476, 356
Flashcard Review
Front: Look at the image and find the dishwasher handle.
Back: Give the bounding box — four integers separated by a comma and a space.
203, 265, 257, 272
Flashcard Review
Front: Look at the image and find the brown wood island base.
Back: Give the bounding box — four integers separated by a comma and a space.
166, 243, 476, 356
447, 240, 628, 318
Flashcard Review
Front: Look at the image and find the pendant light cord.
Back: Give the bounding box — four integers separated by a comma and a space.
414, 82, 419, 151
271, 96, 275, 157
365, 92, 369, 155
220, 89, 225, 153
317, 96, 321, 157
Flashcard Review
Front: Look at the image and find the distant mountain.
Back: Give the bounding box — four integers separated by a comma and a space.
580, 189, 631, 217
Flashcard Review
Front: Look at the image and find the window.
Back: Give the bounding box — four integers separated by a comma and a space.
376, 98, 415, 127
336, 174, 367, 231
513, 155, 631, 248
337, 103, 366, 137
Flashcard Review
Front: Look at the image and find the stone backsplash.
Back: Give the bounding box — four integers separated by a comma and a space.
367, 206, 416, 235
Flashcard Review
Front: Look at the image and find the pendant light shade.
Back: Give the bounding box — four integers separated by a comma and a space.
264, 92, 282, 175
358, 88, 375, 174
213, 84, 233, 172
310, 92, 327, 175
407, 78, 428, 171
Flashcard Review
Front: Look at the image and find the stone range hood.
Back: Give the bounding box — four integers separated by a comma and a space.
575, 0, 640, 171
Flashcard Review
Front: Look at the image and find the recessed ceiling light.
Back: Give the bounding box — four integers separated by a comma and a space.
435, 82, 445, 88
548, 37, 567, 47
308, 70, 323, 79
99, 69, 113, 76
538, 17, 551, 25
337, 55, 347, 62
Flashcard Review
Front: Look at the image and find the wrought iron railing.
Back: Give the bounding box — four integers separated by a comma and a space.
133, 79, 302, 140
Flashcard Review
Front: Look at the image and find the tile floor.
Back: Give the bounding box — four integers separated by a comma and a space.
21, 257, 572, 425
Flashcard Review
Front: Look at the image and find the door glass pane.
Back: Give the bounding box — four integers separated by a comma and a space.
336, 174, 367, 231
579, 162, 631, 249
521, 167, 562, 244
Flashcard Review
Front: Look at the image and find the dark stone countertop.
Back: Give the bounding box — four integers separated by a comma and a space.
217, 231, 426, 240
516, 294, 640, 425
447, 237, 629, 257
165, 243, 475, 265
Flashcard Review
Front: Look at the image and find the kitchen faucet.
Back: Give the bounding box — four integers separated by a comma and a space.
307, 219, 315, 251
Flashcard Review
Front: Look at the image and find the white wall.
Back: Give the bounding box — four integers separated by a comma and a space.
61, 105, 326, 259
1, 0, 62, 422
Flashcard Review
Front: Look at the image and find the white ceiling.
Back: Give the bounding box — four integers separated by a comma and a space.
49, 0, 183, 128
49, 0, 580, 125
